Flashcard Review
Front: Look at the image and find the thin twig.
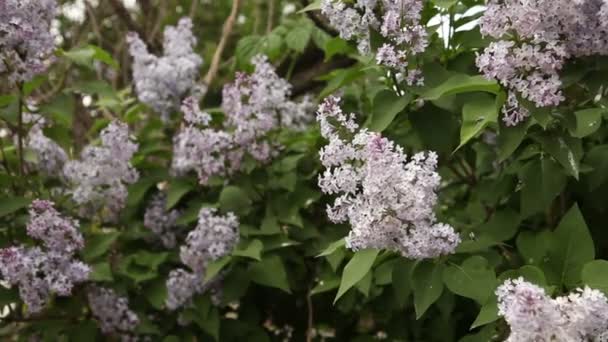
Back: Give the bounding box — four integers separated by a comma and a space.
266, 0, 275, 33
203, 0, 241, 87
306, 290, 314, 342
189, 0, 199, 18
108, 0, 158, 50
85, 2, 104, 45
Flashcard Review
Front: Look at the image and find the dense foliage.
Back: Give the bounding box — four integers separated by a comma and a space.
2, 0, 608, 341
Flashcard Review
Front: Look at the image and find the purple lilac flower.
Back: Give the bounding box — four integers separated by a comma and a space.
165, 208, 238, 310
63, 121, 139, 222
0, 200, 89, 314
127, 18, 203, 121
0, 0, 57, 84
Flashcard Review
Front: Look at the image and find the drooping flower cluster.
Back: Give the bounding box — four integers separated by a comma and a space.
477, 0, 608, 126
87, 286, 140, 338
0, 200, 90, 314
143, 193, 181, 248
63, 121, 139, 221
316, 96, 460, 259
166, 208, 239, 310
497, 278, 608, 341
172, 55, 314, 184
0, 0, 57, 83
321, 0, 427, 84
23, 114, 68, 177
127, 18, 203, 120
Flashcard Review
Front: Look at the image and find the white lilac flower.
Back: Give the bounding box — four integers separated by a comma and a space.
87, 286, 140, 336
497, 278, 608, 342
165, 208, 238, 310
0, 200, 89, 314
321, 0, 427, 82
127, 18, 203, 121
477, 0, 608, 125
316, 96, 460, 259
0, 0, 57, 83
63, 120, 139, 222
143, 193, 181, 248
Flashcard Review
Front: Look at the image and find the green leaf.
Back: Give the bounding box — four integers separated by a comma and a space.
422, 74, 499, 101
62, 45, 119, 69
458, 93, 500, 149
219, 186, 252, 216
517, 230, 552, 265
117, 251, 169, 283
285, 25, 312, 53
584, 145, 608, 190
471, 297, 498, 329
457, 209, 520, 253
392, 259, 413, 309
39, 93, 75, 126
570, 108, 604, 138
582, 260, 608, 294
319, 67, 365, 98
519, 157, 567, 218
499, 265, 548, 287
544, 204, 594, 287
497, 119, 530, 161
90, 262, 113, 282
143, 278, 167, 310
536, 134, 583, 180
367, 90, 411, 132
205, 256, 232, 282
432, 0, 459, 8
412, 261, 445, 319
82, 232, 120, 262
127, 177, 159, 207
311, 277, 340, 296
334, 249, 379, 303
233, 240, 263, 261
0, 197, 30, 218
298, 0, 321, 12
323, 37, 352, 61
166, 179, 195, 210
249, 255, 291, 293
355, 271, 373, 297
443, 256, 497, 305
317, 238, 346, 257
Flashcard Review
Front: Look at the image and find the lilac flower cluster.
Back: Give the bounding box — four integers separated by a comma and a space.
87, 286, 140, 337
63, 121, 139, 221
497, 278, 608, 341
166, 208, 239, 310
0, 0, 57, 83
143, 193, 181, 248
127, 18, 203, 121
0, 200, 90, 314
22, 113, 68, 177
316, 96, 460, 259
477, 0, 608, 126
25, 125, 68, 177
321, 0, 427, 85
172, 56, 314, 184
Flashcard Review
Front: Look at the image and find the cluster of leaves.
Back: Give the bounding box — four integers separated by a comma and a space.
1, 0, 608, 341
